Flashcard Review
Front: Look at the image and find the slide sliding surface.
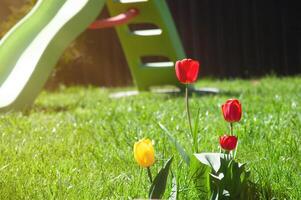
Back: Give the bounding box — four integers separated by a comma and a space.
0, 0, 105, 112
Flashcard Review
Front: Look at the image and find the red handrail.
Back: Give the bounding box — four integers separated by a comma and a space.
89, 8, 139, 29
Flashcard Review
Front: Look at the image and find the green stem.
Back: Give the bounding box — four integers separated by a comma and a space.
147, 167, 153, 183
225, 150, 230, 160
230, 123, 237, 159
233, 141, 238, 159
185, 85, 194, 146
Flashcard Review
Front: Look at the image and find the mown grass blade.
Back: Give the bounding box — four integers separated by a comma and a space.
190, 156, 211, 199
193, 108, 201, 152
169, 172, 177, 200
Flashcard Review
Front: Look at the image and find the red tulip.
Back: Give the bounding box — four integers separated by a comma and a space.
221, 99, 242, 123
219, 135, 238, 151
175, 58, 200, 84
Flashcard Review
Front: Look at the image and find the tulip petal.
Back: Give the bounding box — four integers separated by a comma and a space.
134, 138, 155, 167
175, 58, 200, 84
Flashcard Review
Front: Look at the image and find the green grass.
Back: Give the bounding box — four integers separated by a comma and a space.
0, 76, 300, 199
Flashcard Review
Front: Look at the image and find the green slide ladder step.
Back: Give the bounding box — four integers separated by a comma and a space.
106, 0, 186, 90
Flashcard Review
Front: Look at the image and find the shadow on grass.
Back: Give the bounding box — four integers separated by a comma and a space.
26, 104, 72, 114
247, 181, 288, 200
153, 87, 240, 98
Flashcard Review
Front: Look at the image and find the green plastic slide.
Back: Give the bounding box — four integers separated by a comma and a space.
0, 0, 186, 112
0, 0, 105, 112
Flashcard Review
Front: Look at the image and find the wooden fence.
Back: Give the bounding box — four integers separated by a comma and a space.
167, 0, 301, 78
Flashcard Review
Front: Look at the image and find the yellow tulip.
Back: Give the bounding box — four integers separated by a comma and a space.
134, 138, 155, 168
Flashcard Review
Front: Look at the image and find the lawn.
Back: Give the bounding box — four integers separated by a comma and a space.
0, 76, 300, 199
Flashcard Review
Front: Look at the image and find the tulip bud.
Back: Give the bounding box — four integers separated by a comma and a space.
134, 138, 155, 168
219, 135, 238, 151
221, 99, 242, 123
175, 58, 200, 84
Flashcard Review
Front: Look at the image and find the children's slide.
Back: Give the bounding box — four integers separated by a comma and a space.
0, 0, 187, 112
0, 0, 105, 112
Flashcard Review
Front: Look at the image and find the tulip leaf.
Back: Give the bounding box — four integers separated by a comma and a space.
149, 157, 173, 199
194, 153, 226, 173
194, 153, 255, 199
158, 123, 190, 165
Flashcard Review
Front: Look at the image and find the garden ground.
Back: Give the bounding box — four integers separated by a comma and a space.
0, 76, 300, 199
